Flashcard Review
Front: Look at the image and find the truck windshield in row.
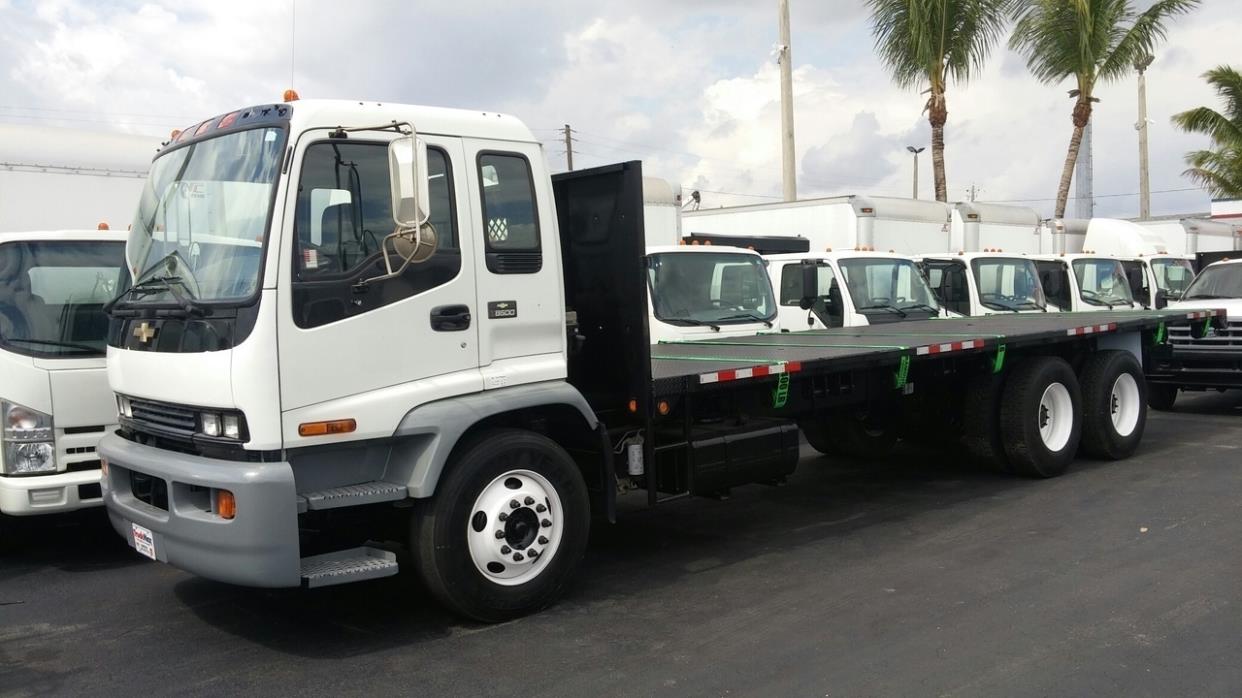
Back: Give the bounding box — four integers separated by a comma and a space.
124, 126, 286, 307
971, 257, 1045, 311
0, 241, 127, 358
1072, 259, 1134, 308
1151, 257, 1196, 298
1182, 264, 1242, 300
647, 252, 776, 327
838, 257, 940, 318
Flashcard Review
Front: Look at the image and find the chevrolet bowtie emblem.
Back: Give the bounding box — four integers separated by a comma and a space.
133, 321, 157, 344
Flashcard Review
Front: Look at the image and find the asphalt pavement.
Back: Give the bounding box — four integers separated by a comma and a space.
3, 392, 1242, 697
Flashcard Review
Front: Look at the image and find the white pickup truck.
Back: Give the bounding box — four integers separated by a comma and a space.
0, 229, 127, 522
1148, 258, 1242, 409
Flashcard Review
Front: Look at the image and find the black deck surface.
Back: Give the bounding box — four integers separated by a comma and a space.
650, 309, 1220, 386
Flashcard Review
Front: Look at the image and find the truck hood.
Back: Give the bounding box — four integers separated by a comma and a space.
1169, 298, 1242, 321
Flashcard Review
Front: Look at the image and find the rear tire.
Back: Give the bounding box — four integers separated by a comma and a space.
1148, 383, 1178, 411
410, 428, 590, 622
798, 420, 835, 455
1079, 351, 1148, 460
961, 372, 1008, 471
836, 413, 896, 460
1000, 357, 1082, 478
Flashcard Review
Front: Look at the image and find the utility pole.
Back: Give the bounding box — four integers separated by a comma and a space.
562, 124, 575, 171
1136, 54, 1154, 220
966, 183, 980, 202
777, 0, 797, 201
906, 145, 925, 199
1074, 120, 1094, 219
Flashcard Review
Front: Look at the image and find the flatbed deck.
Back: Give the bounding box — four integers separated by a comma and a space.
650, 309, 1224, 394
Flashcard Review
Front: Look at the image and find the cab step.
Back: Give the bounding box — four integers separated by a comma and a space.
300, 546, 399, 588
297, 481, 408, 513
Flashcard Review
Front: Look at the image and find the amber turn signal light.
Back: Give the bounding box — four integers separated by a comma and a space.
215, 489, 236, 520
298, 419, 357, 437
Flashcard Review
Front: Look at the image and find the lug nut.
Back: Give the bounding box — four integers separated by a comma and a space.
524, 496, 535, 505
538, 536, 549, 545
535, 504, 546, 513
498, 512, 508, 522
541, 519, 551, 528
528, 549, 540, 559
495, 530, 506, 539
509, 499, 520, 509
513, 553, 524, 562
501, 545, 511, 555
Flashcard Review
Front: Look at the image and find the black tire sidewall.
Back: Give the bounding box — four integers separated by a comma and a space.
1001, 357, 1082, 478
798, 419, 835, 455
413, 428, 590, 622
1080, 351, 1148, 460
1148, 383, 1178, 411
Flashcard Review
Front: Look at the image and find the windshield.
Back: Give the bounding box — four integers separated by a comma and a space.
971, 257, 1046, 311
1151, 258, 1196, 299
647, 252, 776, 326
1072, 259, 1134, 307
0, 240, 127, 358
1182, 264, 1242, 300
838, 257, 941, 316
125, 126, 286, 305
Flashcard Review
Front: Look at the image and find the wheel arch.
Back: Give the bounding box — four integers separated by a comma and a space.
389, 381, 613, 518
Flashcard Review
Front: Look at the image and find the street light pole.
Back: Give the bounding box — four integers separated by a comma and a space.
1135, 54, 1154, 220
907, 146, 925, 199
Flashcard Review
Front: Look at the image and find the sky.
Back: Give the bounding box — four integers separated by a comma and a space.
1, 0, 1238, 219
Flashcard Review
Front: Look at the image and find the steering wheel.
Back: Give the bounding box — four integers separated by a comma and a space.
1080, 289, 1101, 300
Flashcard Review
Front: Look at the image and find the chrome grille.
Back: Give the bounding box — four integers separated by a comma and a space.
1168, 321, 1242, 350
128, 397, 197, 435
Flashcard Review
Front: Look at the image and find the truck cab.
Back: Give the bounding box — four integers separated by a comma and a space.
921, 252, 1049, 316
1031, 254, 1141, 312
1118, 254, 1196, 308
766, 251, 943, 330
0, 229, 128, 519
645, 245, 778, 342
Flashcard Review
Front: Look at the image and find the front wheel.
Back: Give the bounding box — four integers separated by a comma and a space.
410, 428, 590, 622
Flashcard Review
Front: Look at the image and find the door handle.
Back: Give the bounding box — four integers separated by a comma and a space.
430, 304, 471, 332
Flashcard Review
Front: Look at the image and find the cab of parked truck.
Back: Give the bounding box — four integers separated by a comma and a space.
1117, 253, 1195, 309
920, 251, 1049, 316
766, 250, 944, 331
1030, 253, 1142, 312
645, 245, 779, 343
0, 229, 128, 520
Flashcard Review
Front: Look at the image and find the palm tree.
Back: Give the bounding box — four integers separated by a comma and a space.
867, 0, 1011, 202
1172, 65, 1242, 199
1010, 0, 1200, 218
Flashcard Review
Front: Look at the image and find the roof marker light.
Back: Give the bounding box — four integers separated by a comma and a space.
97, 222, 109, 230
217, 111, 240, 129
283, 89, 300, 102
195, 120, 215, 136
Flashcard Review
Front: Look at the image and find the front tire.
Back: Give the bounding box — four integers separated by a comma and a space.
410, 428, 590, 622
1079, 351, 1148, 460
1001, 357, 1082, 478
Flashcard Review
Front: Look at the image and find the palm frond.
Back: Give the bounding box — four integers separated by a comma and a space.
1172, 107, 1242, 148
1097, 0, 1201, 81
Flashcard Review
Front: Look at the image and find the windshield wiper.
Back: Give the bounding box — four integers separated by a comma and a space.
105, 275, 208, 317
662, 317, 723, 331
716, 312, 774, 328
857, 304, 908, 318
1014, 301, 1047, 312
5, 338, 100, 353
897, 303, 940, 314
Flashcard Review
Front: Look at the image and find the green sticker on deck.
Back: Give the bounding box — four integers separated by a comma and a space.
772, 372, 790, 409
893, 355, 910, 389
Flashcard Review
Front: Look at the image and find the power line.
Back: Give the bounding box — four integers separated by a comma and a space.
989, 186, 1202, 204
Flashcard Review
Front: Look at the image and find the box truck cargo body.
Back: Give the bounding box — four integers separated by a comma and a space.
950, 202, 1043, 254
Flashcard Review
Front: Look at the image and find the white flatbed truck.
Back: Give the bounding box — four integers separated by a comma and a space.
99, 99, 1224, 621
0, 229, 128, 522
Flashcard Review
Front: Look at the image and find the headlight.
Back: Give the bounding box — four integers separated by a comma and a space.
197, 410, 247, 442
1, 400, 55, 475
117, 395, 133, 418
200, 412, 221, 437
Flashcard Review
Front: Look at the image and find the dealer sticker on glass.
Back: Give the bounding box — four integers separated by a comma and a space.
131, 522, 157, 560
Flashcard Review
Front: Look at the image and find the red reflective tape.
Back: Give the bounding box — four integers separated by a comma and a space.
697, 361, 801, 385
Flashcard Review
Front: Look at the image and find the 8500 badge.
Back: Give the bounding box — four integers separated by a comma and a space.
487, 301, 518, 319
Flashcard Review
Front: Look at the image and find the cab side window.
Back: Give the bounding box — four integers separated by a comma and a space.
779, 264, 836, 306
1036, 261, 1070, 309
292, 142, 460, 329
926, 261, 969, 315
478, 152, 541, 274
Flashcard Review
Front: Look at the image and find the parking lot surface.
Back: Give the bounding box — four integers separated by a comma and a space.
3, 392, 1242, 697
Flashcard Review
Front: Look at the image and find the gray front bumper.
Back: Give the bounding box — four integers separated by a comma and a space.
100, 433, 301, 588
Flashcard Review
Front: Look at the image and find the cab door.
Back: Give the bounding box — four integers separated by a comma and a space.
275, 131, 481, 416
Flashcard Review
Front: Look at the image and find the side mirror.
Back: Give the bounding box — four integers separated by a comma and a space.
1154, 289, 1169, 310
363, 134, 436, 286
388, 135, 430, 227
799, 261, 819, 310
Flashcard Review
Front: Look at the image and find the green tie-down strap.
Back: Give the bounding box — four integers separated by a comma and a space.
772, 372, 791, 408
893, 355, 911, 389
992, 344, 1007, 374
1203, 319, 1213, 337
1153, 322, 1167, 346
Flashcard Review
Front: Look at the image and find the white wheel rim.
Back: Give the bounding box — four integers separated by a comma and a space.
1109, 373, 1141, 437
1038, 382, 1074, 452
466, 469, 564, 587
